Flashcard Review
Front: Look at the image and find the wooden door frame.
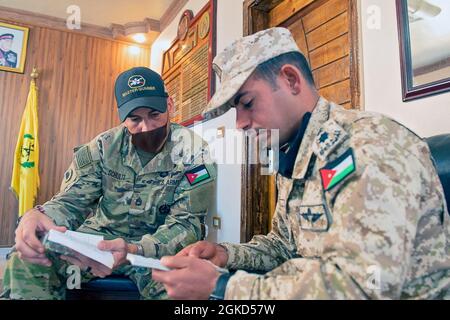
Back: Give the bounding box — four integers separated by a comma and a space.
240, 0, 361, 242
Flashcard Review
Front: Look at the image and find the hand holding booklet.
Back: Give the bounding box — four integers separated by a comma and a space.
126, 254, 171, 271
42, 230, 170, 271
42, 229, 115, 269
42, 230, 227, 273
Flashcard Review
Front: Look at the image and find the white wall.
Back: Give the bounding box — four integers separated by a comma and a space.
151, 0, 244, 243
360, 0, 450, 137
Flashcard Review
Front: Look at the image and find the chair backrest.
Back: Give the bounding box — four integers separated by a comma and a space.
426, 134, 450, 213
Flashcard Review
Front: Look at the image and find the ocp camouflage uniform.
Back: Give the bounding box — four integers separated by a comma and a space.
220, 97, 450, 299
2, 122, 216, 300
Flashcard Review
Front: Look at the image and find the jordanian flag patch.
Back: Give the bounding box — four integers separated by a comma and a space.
319, 148, 356, 191
185, 165, 210, 186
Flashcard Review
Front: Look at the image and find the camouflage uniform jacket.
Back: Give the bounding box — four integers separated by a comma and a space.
42, 123, 216, 258
221, 97, 449, 299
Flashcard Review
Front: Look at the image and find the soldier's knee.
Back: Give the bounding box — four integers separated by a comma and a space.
4, 251, 57, 279
2, 252, 65, 300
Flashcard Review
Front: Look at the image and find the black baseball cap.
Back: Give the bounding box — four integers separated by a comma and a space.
115, 67, 169, 122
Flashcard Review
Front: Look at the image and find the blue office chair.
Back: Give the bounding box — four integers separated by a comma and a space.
426, 134, 450, 214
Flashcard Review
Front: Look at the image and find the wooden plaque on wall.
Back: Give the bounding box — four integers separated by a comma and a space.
162, 1, 216, 127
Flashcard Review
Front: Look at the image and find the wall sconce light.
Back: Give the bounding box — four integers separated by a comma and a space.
128, 45, 141, 55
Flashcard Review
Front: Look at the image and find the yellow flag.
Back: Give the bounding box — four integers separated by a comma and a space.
10, 79, 40, 217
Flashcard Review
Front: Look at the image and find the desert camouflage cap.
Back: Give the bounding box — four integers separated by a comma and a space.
202, 27, 301, 120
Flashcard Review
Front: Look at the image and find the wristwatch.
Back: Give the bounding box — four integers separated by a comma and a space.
134, 243, 145, 256
209, 271, 232, 300
35, 205, 46, 214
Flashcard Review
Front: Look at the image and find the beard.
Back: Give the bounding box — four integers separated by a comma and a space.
131, 121, 170, 153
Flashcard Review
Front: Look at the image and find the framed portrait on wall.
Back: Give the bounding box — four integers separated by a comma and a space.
0, 22, 29, 74
396, 0, 450, 101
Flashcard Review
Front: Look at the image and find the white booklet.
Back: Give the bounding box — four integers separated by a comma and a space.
43, 230, 115, 269
126, 253, 171, 271
126, 254, 229, 274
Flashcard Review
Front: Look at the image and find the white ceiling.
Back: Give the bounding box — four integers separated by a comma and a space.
0, 0, 174, 27
409, 0, 450, 69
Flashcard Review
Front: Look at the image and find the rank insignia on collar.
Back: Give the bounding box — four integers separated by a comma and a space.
185, 164, 210, 186
319, 148, 356, 191
312, 119, 348, 161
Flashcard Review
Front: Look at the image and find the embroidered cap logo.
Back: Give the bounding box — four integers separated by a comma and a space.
128, 75, 146, 88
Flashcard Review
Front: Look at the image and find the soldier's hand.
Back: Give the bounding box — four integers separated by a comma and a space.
60, 252, 112, 278
97, 238, 129, 269
15, 208, 67, 267
176, 241, 228, 267
152, 256, 220, 300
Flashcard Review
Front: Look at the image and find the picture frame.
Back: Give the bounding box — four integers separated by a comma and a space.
0, 21, 29, 74
396, 0, 450, 101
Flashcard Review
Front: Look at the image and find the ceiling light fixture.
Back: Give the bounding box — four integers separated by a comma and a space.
132, 33, 147, 44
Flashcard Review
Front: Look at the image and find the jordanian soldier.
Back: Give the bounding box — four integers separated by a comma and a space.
1, 67, 216, 299
152, 27, 449, 300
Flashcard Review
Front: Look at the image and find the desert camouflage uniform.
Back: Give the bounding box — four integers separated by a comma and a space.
220, 97, 450, 299
2, 123, 216, 299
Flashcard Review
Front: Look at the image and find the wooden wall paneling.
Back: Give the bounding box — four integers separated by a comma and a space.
0, 20, 150, 246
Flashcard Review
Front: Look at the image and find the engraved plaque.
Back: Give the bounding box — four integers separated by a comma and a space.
162, 1, 216, 126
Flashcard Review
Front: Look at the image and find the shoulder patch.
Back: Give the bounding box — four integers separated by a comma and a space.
312, 119, 348, 161
75, 145, 93, 169
319, 148, 356, 191
185, 164, 211, 186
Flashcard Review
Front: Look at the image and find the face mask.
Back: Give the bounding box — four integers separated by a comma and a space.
131, 120, 169, 153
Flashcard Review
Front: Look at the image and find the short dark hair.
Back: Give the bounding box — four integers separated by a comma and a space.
252, 51, 315, 89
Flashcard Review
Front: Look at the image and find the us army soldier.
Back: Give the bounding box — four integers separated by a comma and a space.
152, 28, 449, 300
1, 67, 216, 300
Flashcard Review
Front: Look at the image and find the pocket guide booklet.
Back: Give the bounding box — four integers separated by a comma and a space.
126, 253, 171, 271
42, 230, 114, 269
42, 230, 169, 271
42, 230, 203, 272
